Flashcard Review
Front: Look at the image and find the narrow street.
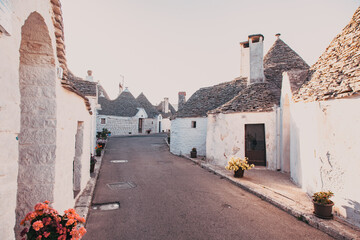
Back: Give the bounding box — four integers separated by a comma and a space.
84, 134, 332, 240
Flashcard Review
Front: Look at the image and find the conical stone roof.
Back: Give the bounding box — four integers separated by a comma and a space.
136, 93, 159, 118
211, 37, 309, 114
98, 90, 141, 117
295, 7, 360, 102
176, 77, 247, 118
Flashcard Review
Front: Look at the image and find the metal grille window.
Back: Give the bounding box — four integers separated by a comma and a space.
101, 118, 106, 124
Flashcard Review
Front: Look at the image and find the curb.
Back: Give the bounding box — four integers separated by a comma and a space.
181, 155, 359, 240
74, 144, 105, 223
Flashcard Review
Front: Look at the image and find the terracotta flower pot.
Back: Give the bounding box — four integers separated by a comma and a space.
234, 169, 244, 178
313, 201, 334, 219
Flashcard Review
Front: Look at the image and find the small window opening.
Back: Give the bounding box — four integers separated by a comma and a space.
101, 118, 106, 124
191, 121, 197, 128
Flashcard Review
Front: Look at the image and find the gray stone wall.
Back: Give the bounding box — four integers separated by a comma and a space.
16, 12, 57, 236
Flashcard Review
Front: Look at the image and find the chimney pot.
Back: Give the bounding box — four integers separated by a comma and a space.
275, 33, 281, 39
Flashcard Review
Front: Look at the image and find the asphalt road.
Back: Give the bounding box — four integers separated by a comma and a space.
83, 134, 332, 240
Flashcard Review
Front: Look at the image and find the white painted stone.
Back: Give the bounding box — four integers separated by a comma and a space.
97, 108, 159, 136
290, 96, 360, 227
0, 2, 94, 239
206, 111, 278, 170
161, 118, 171, 132
170, 117, 207, 156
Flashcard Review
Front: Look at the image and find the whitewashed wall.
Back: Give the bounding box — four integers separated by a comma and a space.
97, 115, 139, 136
170, 117, 207, 156
54, 86, 92, 213
0, 2, 95, 239
206, 111, 278, 170
161, 118, 171, 132
0, 2, 59, 239
143, 118, 158, 134
290, 97, 360, 227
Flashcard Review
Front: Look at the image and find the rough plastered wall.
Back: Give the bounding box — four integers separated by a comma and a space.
170, 117, 207, 156
54, 86, 91, 213
290, 96, 360, 227
161, 118, 171, 132
206, 112, 277, 169
143, 118, 158, 134
88, 97, 97, 154
0, 1, 59, 239
97, 115, 139, 136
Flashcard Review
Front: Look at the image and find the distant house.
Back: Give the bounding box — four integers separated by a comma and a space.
136, 92, 160, 134
207, 34, 309, 170
286, 7, 360, 227
97, 88, 149, 135
170, 78, 246, 156
156, 97, 177, 133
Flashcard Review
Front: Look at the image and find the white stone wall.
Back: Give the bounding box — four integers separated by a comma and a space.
161, 118, 171, 132
97, 115, 139, 136
143, 118, 158, 134
170, 117, 207, 156
206, 112, 278, 170
54, 87, 92, 213
0, 2, 94, 239
0, 2, 60, 239
290, 97, 360, 227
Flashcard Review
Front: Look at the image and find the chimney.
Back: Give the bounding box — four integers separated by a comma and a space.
178, 92, 186, 110
163, 97, 169, 113
240, 34, 265, 85
275, 33, 281, 39
86, 70, 93, 81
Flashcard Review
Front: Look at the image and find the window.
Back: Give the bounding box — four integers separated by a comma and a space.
101, 118, 106, 124
191, 121, 196, 128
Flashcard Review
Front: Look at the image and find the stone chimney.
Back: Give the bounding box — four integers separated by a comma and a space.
86, 70, 93, 81
178, 92, 186, 110
240, 34, 265, 85
163, 97, 169, 113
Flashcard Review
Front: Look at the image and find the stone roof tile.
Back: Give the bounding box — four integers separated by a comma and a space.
136, 93, 159, 118
156, 102, 176, 118
98, 90, 141, 117
176, 77, 247, 118
67, 70, 97, 97
212, 37, 309, 114
294, 7, 360, 102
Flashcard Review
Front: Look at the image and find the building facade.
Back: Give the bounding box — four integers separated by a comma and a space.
287, 7, 360, 227
0, 1, 94, 239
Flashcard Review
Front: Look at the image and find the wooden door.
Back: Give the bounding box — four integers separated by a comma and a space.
138, 118, 143, 133
245, 124, 266, 166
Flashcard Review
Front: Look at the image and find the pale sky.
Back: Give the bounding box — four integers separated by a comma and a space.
62, 0, 360, 106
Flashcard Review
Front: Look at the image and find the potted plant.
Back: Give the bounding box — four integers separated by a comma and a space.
225, 156, 255, 178
312, 191, 334, 219
20, 200, 86, 240
90, 154, 97, 173
190, 148, 197, 158
95, 145, 102, 157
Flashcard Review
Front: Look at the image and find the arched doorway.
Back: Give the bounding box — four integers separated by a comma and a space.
15, 12, 57, 234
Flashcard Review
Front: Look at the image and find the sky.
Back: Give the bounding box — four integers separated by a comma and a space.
61, 0, 360, 106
